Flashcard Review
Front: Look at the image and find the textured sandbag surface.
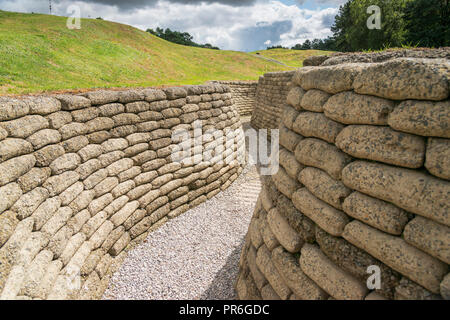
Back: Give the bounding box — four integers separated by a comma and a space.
236, 54, 450, 301
0, 84, 247, 300
250, 71, 296, 131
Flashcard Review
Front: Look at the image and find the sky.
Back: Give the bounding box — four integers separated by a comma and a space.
0, 0, 348, 51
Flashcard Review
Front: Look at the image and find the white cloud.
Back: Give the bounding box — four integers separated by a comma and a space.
0, 0, 339, 51
296, 0, 347, 5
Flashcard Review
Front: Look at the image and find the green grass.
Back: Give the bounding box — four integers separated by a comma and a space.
0, 11, 300, 95
251, 48, 334, 68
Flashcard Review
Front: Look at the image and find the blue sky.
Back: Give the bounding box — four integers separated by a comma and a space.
281, 0, 338, 10
0, 0, 348, 51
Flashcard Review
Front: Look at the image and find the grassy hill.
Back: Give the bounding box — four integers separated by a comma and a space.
251, 48, 334, 68
0, 11, 296, 95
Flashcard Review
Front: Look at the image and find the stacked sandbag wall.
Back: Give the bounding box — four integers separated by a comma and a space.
303, 47, 450, 67
209, 81, 257, 117
236, 57, 449, 300
0, 84, 246, 300
250, 71, 296, 130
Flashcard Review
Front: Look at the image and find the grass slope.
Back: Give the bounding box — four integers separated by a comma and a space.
0, 11, 295, 95
251, 48, 334, 68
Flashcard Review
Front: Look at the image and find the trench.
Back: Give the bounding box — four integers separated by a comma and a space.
102, 117, 264, 300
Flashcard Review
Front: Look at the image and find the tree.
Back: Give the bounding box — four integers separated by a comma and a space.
322, 37, 337, 51
201, 43, 220, 50
330, 0, 353, 51
290, 0, 447, 53
291, 37, 335, 51
267, 45, 286, 50
146, 28, 220, 49
311, 39, 324, 50
404, 0, 449, 47
301, 40, 312, 50
330, 0, 410, 51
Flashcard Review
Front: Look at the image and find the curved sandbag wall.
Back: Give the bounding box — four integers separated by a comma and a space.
0, 84, 246, 300
250, 71, 296, 131
236, 57, 450, 300
209, 81, 257, 117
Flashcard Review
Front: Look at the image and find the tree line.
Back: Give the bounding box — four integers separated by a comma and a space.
147, 27, 220, 50
287, 0, 448, 52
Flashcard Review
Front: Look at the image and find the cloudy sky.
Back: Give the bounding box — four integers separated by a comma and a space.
0, 0, 348, 51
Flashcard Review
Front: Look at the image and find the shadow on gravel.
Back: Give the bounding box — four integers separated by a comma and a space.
199, 117, 263, 300
199, 237, 245, 300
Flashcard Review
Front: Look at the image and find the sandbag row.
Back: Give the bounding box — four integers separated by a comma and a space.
209, 81, 257, 117
250, 71, 296, 131
236, 57, 449, 300
0, 84, 246, 300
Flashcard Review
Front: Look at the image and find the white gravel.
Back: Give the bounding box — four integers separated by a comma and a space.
103, 119, 262, 300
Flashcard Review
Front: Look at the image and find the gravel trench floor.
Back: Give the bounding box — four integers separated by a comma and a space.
103, 119, 262, 300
